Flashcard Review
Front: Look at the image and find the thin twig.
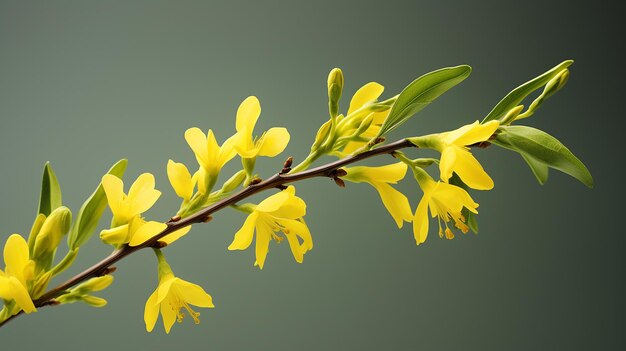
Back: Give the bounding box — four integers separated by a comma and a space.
0, 139, 414, 328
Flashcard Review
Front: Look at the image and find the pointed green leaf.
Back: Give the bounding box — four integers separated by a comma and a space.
520, 153, 549, 185
68, 159, 128, 250
495, 126, 593, 188
465, 208, 478, 234
492, 134, 548, 185
482, 60, 573, 122
378, 65, 472, 136
38, 162, 62, 216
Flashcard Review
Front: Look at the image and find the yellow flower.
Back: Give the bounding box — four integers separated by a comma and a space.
102, 173, 161, 224
145, 250, 214, 334
228, 186, 312, 269
167, 160, 196, 201
184, 127, 236, 192
419, 120, 499, 190
341, 162, 413, 228
0, 234, 37, 314
412, 168, 479, 245
231, 96, 290, 159
437, 120, 499, 190
101, 174, 190, 246
338, 82, 390, 155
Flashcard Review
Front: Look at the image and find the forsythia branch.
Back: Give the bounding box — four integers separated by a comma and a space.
0, 138, 414, 328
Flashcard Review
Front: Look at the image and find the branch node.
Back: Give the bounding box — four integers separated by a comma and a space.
99, 266, 117, 276
280, 156, 294, 174
275, 184, 288, 191
333, 177, 346, 188
168, 215, 181, 223
249, 177, 263, 186
201, 215, 213, 223
152, 241, 168, 249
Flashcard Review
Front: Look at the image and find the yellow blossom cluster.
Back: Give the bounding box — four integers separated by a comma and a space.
2, 61, 591, 335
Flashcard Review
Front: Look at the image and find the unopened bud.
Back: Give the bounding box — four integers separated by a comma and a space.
74, 275, 114, 294
327, 68, 344, 118
33, 206, 72, 258
500, 105, 525, 124
312, 120, 332, 151
544, 68, 569, 98
222, 170, 247, 193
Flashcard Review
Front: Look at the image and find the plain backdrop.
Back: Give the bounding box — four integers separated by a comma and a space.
0, 1, 620, 350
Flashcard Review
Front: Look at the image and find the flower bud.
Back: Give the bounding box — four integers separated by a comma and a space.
33, 206, 72, 260
544, 68, 569, 99
406, 134, 444, 150
222, 170, 247, 193
74, 275, 114, 294
500, 105, 525, 124
327, 68, 344, 118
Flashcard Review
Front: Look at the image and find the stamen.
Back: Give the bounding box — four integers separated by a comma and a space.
444, 228, 455, 240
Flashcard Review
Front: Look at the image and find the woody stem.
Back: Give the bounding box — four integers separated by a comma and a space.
0, 138, 414, 328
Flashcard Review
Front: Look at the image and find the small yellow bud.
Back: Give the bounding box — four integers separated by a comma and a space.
327, 68, 344, 94
501, 105, 525, 124
544, 68, 569, 98
327, 68, 344, 118
74, 275, 114, 294
81, 295, 108, 307
311, 119, 332, 151
33, 206, 72, 260
222, 170, 247, 193
31, 271, 53, 299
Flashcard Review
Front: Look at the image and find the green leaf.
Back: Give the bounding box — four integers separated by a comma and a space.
495, 126, 593, 188
482, 60, 573, 122
520, 153, 549, 185
466, 208, 478, 234
38, 162, 62, 216
67, 159, 128, 250
492, 134, 548, 185
378, 65, 472, 136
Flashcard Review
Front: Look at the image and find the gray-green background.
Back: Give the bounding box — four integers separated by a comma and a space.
0, 1, 620, 349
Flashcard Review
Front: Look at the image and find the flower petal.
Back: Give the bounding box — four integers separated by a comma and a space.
175, 280, 215, 308
219, 133, 239, 167
345, 163, 407, 184
101, 174, 125, 219
254, 220, 272, 269
281, 218, 313, 263
439, 147, 457, 183
450, 148, 494, 190
129, 174, 161, 215
228, 212, 258, 250
448, 120, 500, 146
144, 289, 160, 332
162, 226, 192, 245
256, 127, 290, 157
236, 96, 261, 133
347, 82, 384, 115
160, 295, 177, 334
4, 234, 30, 284
266, 195, 306, 219
412, 195, 430, 245
167, 160, 193, 200
100, 224, 130, 245
372, 182, 413, 229
129, 221, 168, 247
128, 173, 155, 200
185, 127, 209, 168
8, 276, 36, 313
256, 190, 292, 213
0, 276, 12, 299
156, 277, 176, 304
